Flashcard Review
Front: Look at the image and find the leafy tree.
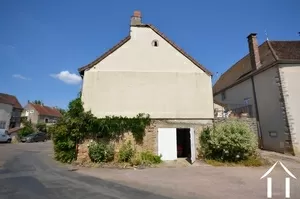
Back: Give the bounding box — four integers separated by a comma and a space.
31, 100, 44, 105
52, 106, 66, 116
57, 108, 66, 115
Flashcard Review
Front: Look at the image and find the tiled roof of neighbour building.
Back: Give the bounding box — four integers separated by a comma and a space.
0, 93, 22, 109
213, 40, 300, 95
30, 103, 62, 117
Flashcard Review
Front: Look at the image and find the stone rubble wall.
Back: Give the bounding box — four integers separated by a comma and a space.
213, 117, 258, 136
76, 118, 259, 164
76, 119, 212, 163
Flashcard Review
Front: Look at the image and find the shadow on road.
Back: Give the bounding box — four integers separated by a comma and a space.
0, 143, 175, 199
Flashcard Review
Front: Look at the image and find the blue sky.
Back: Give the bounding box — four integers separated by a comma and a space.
0, 0, 299, 109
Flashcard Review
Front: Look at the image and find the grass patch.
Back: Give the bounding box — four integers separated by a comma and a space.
205, 156, 268, 167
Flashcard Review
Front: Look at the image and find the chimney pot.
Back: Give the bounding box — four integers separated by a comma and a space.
133, 10, 141, 18
131, 10, 142, 26
247, 33, 261, 70
247, 33, 257, 39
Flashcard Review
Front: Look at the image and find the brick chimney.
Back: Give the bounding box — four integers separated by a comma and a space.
130, 11, 142, 26
247, 33, 261, 70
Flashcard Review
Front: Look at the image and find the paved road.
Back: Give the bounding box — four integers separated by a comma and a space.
0, 142, 173, 199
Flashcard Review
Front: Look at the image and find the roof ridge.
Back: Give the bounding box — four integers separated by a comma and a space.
216, 41, 270, 81
0, 93, 22, 109
78, 23, 212, 76
30, 103, 55, 108
267, 40, 279, 61
78, 36, 131, 74
29, 103, 62, 117
0, 93, 15, 97
146, 24, 212, 76
269, 40, 300, 42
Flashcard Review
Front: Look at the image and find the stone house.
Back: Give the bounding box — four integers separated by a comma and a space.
0, 93, 22, 130
22, 103, 62, 125
78, 11, 214, 163
213, 33, 300, 156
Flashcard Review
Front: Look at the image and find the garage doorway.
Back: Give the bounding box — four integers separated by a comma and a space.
176, 128, 191, 158
158, 128, 196, 163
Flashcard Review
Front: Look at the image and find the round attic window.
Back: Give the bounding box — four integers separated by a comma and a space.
152, 40, 159, 47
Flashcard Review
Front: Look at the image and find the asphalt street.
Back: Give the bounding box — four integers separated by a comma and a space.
0, 142, 173, 199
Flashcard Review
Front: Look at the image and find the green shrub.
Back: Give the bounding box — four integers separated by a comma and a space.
36, 123, 47, 132
88, 141, 115, 163
131, 151, 162, 166
18, 120, 34, 138
118, 141, 135, 162
52, 120, 76, 163
200, 120, 258, 162
140, 151, 162, 164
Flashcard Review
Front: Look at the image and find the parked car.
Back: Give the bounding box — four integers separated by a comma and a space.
0, 129, 11, 143
21, 132, 47, 143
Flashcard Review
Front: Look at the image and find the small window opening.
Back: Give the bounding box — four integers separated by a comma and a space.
221, 92, 226, 101
152, 40, 159, 47
45, 118, 49, 123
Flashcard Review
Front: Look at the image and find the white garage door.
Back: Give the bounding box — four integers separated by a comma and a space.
190, 128, 196, 163
158, 128, 177, 160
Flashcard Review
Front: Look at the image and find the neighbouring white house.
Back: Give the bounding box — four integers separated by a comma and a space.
0, 93, 23, 130
22, 103, 62, 125
78, 11, 214, 163
213, 33, 300, 156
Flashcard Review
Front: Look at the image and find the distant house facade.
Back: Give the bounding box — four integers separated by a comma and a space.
0, 93, 22, 130
22, 103, 62, 125
213, 33, 300, 156
78, 11, 214, 163
213, 100, 226, 118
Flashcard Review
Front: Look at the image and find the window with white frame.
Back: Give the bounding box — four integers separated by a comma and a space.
0, 121, 6, 129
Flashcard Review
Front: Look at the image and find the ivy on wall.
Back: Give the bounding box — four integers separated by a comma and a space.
51, 94, 151, 163
96, 113, 151, 142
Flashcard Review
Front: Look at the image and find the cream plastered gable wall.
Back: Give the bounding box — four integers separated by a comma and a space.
279, 64, 300, 155
90, 26, 204, 72
214, 78, 256, 117
82, 26, 213, 119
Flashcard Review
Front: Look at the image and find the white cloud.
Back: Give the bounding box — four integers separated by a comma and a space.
50, 71, 82, 85
12, 74, 31, 80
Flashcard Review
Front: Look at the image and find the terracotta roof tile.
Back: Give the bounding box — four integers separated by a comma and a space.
78, 24, 212, 76
0, 93, 22, 109
269, 41, 300, 60
30, 103, 62, 117
213, 40, 300, 95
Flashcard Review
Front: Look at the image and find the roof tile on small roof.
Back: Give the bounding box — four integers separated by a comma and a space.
8, 127, 23, 134
213, 40, 300, 95
30, 103, 62, 117
0, 93, 22, 109
78, 24, 212, 76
